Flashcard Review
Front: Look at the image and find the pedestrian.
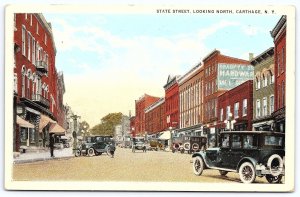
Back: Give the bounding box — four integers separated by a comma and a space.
49, 133, 55, 158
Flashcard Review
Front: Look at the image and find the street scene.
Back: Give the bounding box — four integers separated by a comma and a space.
9, 5, 290, 190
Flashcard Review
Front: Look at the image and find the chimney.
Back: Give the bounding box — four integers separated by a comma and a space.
249, 53, 254, 61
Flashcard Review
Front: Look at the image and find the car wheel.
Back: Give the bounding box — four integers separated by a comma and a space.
75, 150, 81, 157
266, 174, 283, 183
193, 156, 204, 176
219, 170, 228, 176
239, 162, 256, 184
87, 148, 94, 157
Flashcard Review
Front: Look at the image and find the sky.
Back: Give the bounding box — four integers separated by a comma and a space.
43, 12, 281, 127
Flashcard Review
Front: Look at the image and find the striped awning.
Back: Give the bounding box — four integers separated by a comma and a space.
17, 116, 34, 128
39, 114, 56, 132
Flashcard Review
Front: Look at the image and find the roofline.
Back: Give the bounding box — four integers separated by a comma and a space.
202, 49, 220, 62
220, 131, 284, 135
270, 15, 286, 38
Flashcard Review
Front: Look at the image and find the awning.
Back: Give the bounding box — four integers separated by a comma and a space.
49, 123, 65, 134
17, 116, 35, 128
159, 131, 171, 140
39, 114, 56, 132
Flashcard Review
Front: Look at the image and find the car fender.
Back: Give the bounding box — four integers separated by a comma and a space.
192, 151, 208, 168
236, 157, 258, 171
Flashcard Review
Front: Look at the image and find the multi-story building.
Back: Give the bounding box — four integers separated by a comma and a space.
251, 47, 275, 131
115, 115, 130, 142
202, 49, 254, 135
217, 80, 254, 131
129, 116, 136, 137
145, 98, 166, 135
134, 94, 160, 136
271, 15, 286, 133
164, 75, 180, 130
178, 63, 204, 136
13, 13, 65, 152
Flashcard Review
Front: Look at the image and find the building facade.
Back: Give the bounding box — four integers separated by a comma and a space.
134, 94, 160, 136
164, 75, 180, 130
202, 49, 253, 135
217, 80, 254, 132
129, 116, 136, 137
251, 47, 275, 131
271, 15, 286, 133
13, 13, 65, 152
145, 98, 166, 135
178, 63, 204, 136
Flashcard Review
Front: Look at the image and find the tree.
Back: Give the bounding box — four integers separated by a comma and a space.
90, 112, 123, 136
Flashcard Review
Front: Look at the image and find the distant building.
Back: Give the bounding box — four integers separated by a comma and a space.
164, 75, 180, 130
202, 49, 253, 137
134, 94, 160, 136
251, 47, 275, 131
114, 124, 122, 142
271, 15, 286, 133
145, 97, 166, 135
130, 116, 136, 137
178, 63, 204, 136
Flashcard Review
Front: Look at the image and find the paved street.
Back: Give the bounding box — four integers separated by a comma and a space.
13, 148, 273, 183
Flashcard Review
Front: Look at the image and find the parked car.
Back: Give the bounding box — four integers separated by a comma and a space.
78, 135, 116, 157
132, 137, 147, 153
149, 138, 166, 151
192, 131, 285, 183
181, 135, 207, 154
171, 136, 183, 153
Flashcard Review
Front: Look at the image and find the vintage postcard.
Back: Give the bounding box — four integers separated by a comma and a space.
4, 4, 295, 192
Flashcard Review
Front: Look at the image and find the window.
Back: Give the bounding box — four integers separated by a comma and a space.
234, 102, 239, 118
265, 136, 283, 146
226, 105, 231, 120
282, 47, 285, 73
263, 74, 267, 87
256, 77, 260, 90
221, 134, 230, 148
30, 129, 35, 143
30, 14, 32, 26
25, 13, 27, 20
27, 32, 31, 61
21, 66, 26, 97
242, 99, 247, 116
20, 128, 28, 142
278, 84, 281, 109
36, 23, 39, 34
269, 71, 274, 84
22, 26, 26, 56
277, 53, 280, 76
32, 38, 36, 65
256, 99, 261, 118
263, 97, 267, 116
220, 108, 224, 121
270, 95, 274, 114
232, 134, 241, 148
282, 81, 285, 107
243, 135, 258, 149
45, 34, 47, 45
14, 74, 18, 93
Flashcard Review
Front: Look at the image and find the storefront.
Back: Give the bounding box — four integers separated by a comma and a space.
272, 107, 285, 133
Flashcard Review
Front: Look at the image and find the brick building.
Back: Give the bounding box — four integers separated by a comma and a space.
251, 47, 275, 131
134, 94, 160, 136
202, 49, 253, 135
13, 13, 65, 152
164, 75, 180, 130
178, 63, 204, 136
145, 98, 166, 135
129, 116, 136, 137
271, 15, 286, 133
217, 80, 253, 132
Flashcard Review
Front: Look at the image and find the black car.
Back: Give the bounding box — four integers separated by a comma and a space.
77, 135, 116, 157
181, 135, 207, 154
132, 137, 147, 153
192, 131, 285, 183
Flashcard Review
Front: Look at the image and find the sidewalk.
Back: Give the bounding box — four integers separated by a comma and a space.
13, 147, 74, 164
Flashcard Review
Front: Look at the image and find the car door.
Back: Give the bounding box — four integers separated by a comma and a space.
217, 134, 231, 168
228, 134, 244, 169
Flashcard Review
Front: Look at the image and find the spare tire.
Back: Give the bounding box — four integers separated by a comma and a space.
267, 154, 283, 177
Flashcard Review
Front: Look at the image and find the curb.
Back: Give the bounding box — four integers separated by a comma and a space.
13, 155, 75, 164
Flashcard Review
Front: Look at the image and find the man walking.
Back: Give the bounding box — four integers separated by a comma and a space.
49, 133, 55, 158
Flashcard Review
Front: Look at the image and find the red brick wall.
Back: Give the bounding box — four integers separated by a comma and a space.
274, 29, 286, 111
165, 83, 179, 129
145, 100, 166, 134
217, 80, 253, 131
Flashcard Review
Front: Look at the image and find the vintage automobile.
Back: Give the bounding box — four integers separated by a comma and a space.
132, 137, 147, 153
171, 136, 183, 153
149, 138, 166, 151
77, 135, 116, 157
192, 131, 285, 183
181, 135, 207, 154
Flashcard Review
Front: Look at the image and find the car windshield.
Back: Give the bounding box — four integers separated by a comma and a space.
264, 135, 283, 146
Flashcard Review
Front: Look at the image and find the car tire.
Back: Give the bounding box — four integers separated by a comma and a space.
87, 148, 94, 157
75, 149, 81, 157
193, 156, 204, 176
267, 154, 283, 177
265, 174, 283, 183
219, 170, 228, 176
239, 162, 256, 184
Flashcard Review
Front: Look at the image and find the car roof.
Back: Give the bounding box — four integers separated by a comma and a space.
221, 131, 284, 135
